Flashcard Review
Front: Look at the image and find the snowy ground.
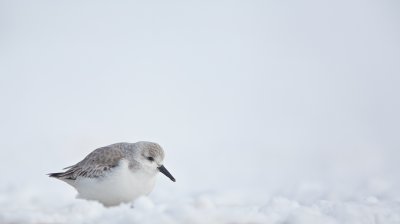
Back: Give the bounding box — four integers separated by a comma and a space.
1, 180, 399, 224
1, 0, 400, 223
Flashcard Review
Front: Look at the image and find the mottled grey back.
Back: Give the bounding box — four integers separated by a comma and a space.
49, 142, 138, 179
48, 142, 166, 180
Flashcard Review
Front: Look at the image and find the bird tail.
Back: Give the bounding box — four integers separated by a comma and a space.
47, 172, 65, 178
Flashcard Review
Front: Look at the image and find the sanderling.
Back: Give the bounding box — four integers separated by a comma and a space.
48, 141, 175, 206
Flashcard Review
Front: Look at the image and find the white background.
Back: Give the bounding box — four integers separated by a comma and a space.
0, 0, 399, 223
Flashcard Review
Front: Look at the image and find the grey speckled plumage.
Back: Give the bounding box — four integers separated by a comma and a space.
48, 141, 175, 206
49, 142, 165, 180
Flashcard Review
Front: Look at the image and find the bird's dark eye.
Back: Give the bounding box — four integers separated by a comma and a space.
147, 157, 154, 162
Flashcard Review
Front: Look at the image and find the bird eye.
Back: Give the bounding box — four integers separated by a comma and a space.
147, 157, 154, 162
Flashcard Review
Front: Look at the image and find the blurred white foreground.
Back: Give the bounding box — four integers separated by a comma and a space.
0, 179, 399, 224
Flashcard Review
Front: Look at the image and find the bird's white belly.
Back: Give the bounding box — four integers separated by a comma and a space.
73, 160, 156, 206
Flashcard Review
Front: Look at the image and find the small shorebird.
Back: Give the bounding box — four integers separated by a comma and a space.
48, 141, 175, 206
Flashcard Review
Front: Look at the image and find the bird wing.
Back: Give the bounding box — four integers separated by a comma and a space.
49, 145, 126, 180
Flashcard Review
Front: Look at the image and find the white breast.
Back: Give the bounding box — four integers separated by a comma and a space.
72, 159, 156, 206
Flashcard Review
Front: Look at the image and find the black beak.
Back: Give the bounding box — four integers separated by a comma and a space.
158, 165, 176, 182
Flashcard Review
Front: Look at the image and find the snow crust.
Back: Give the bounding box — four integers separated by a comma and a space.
1, 181, 399, 224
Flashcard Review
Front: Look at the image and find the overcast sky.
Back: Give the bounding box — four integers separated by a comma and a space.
0, 0, 399, 194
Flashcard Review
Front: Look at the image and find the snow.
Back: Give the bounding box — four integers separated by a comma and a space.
1, 0, 400, 223
1, 182, 399, 224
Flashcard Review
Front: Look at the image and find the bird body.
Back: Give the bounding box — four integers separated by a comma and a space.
74, 159, 156, 206
49, 141, 175, 206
